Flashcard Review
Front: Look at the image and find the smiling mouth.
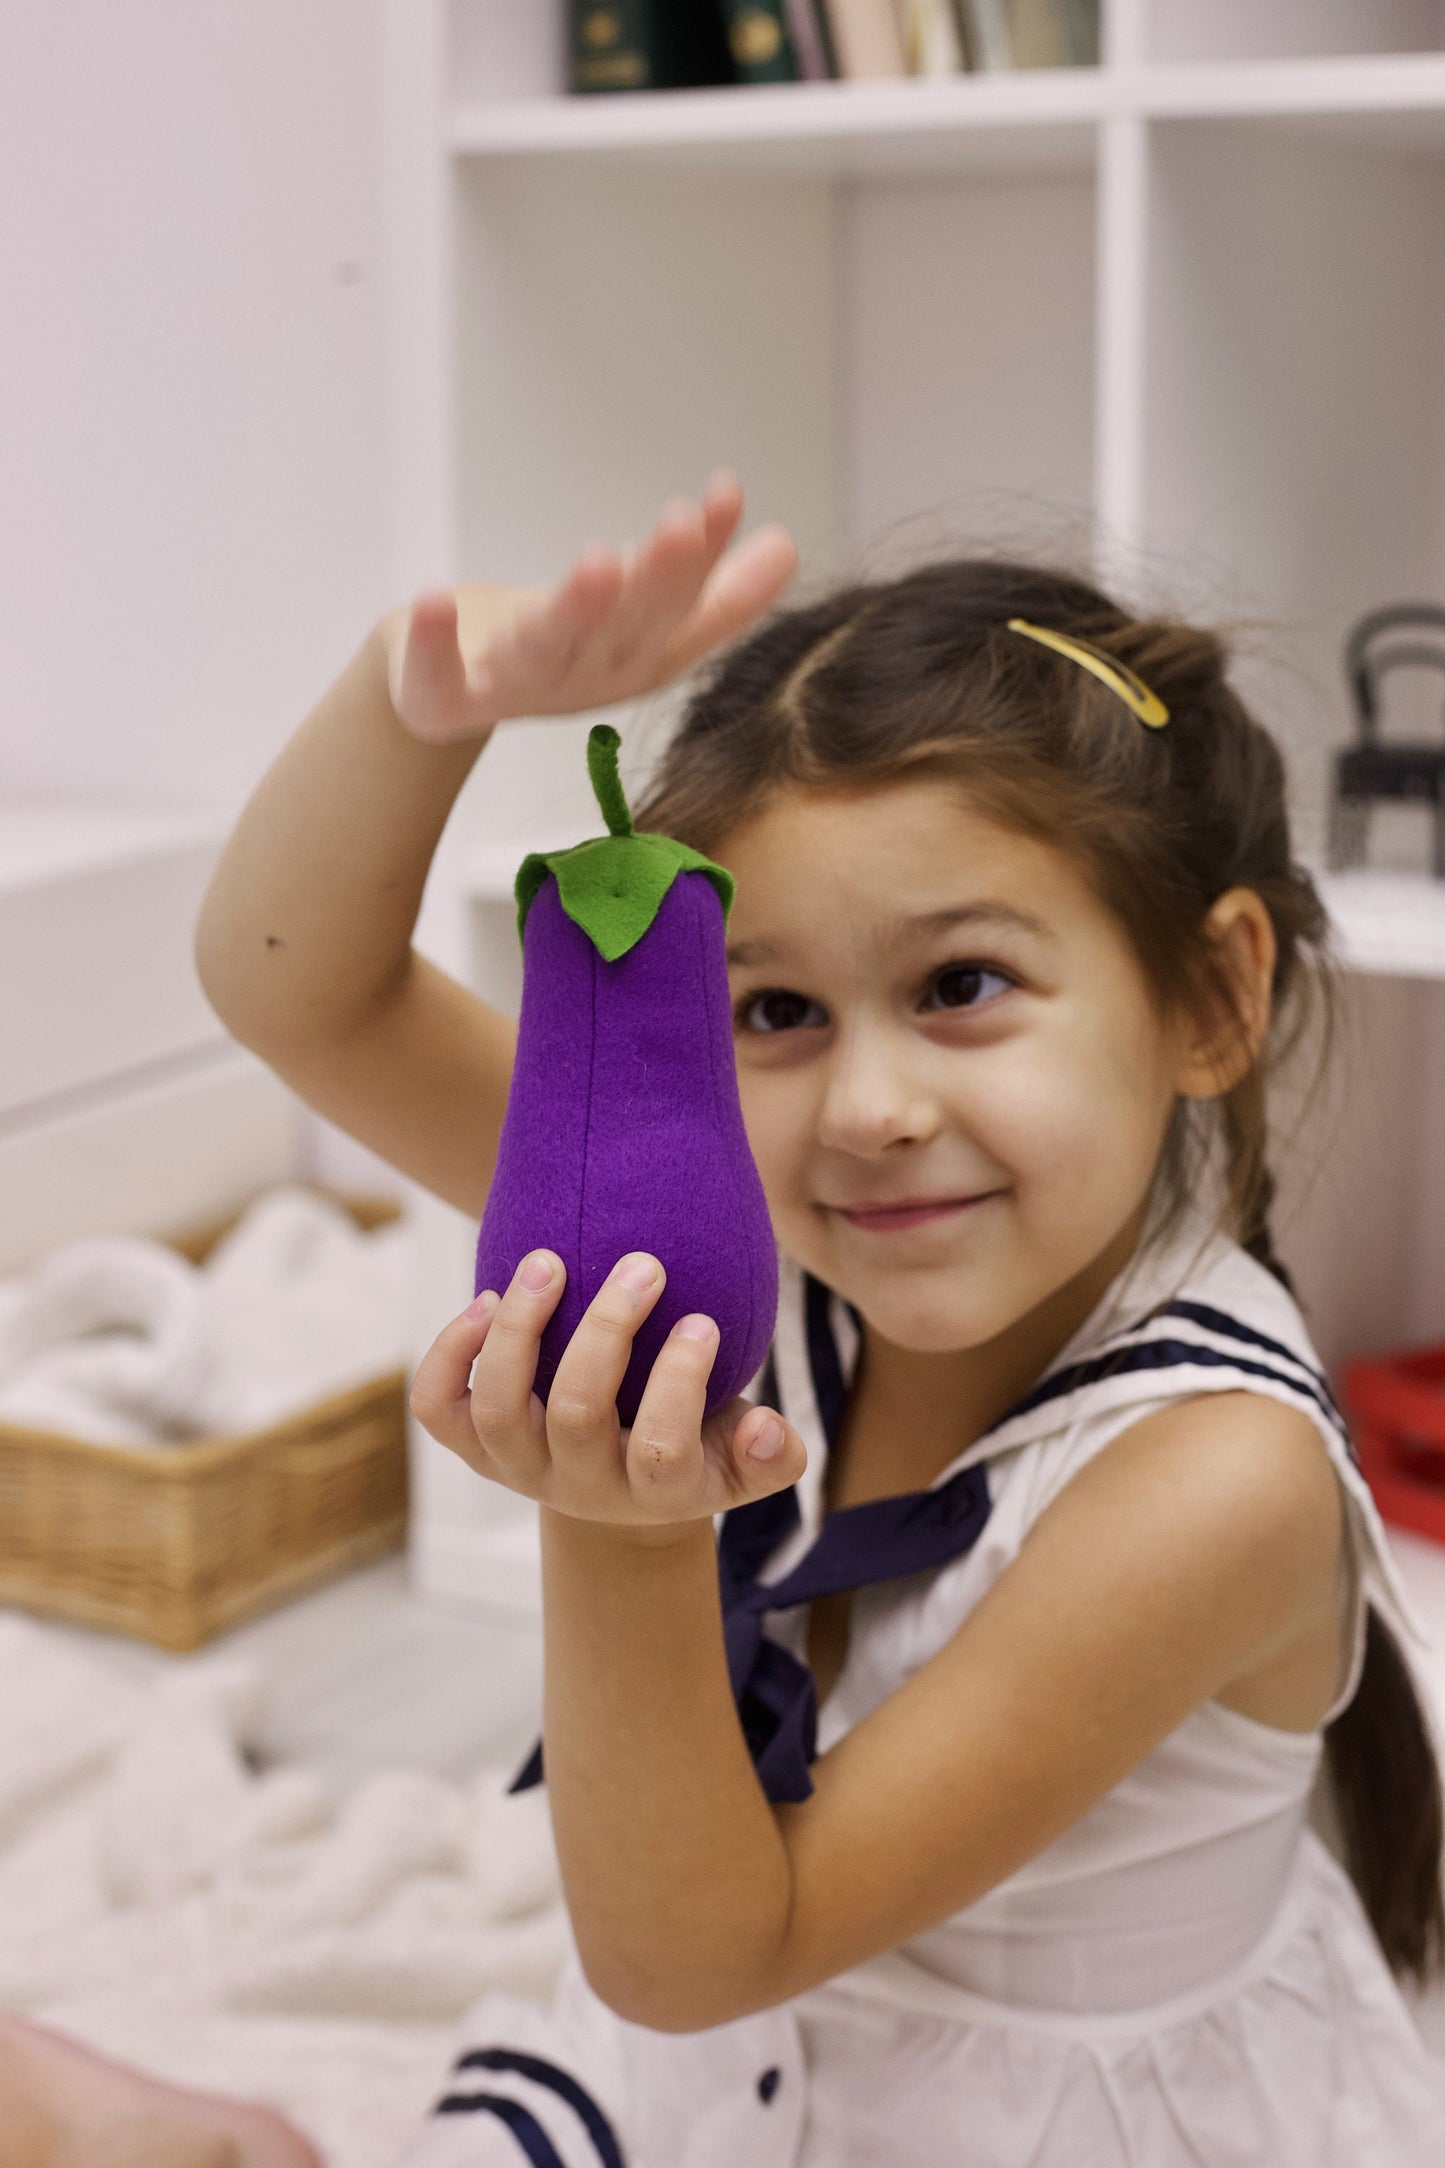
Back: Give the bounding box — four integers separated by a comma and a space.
836, 1193, 1000, 1232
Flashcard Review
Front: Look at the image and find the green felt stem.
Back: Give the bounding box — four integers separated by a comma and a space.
587, 724, 634, 838
513, 724, 736, 962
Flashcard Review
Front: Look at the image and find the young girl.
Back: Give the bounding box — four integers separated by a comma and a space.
184, 474, 1445, 2167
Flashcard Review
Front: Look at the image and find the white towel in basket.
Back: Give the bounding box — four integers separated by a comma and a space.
0, 1187, 412, 1446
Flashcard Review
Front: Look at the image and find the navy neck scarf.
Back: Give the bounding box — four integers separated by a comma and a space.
510, 1270, 995, 1805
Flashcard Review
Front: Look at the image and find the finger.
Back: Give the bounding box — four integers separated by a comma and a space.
602, 501, 715, 672
661, 524, 801, 675
623, 1311, 720, 1514
408, 1292, 504, 1469
726, 1399, 808, 1498
393, 592, 468, 736
467, 1250, 568, 1482
544, 1251, 666, 1477
700, 469, 745, 552
504, 547, 625, 688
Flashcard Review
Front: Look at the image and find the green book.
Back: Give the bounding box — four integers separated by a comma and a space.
719, 0, 799, 81
569, 1, 736, 93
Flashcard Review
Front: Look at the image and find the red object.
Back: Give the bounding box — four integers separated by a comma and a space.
1341, 1346, 1445, 1545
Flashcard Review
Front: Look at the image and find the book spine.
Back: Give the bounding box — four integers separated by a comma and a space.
1006, 0, 1096, 68
899, 0, 967, 72
960, 0, 1013, 70
822, 0, 909, 78
569, 0, 653, 92
659, 1, 739, 87
1057, 0, 1100, 65
811, 0, 843, 73
783, 0, 833, 78
948, 0, 978, 68
720, 0, 800, 80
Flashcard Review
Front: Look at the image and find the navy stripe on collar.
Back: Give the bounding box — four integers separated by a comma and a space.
451, 2051, 624, 2168
1156, 1299, 1345, 1425
434, 2092, 567, 2165
985, 1332, 1358, 1468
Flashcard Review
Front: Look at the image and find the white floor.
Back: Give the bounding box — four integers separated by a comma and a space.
28, 1550, 545, 1792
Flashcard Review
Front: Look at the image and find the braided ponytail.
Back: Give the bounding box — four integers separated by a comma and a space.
1244, 1172, 1444, 1982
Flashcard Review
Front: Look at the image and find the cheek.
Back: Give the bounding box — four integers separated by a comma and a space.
974, 1017, 1171, 1198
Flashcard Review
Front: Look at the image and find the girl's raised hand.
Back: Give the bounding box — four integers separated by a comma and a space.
407, 1248, 806, 1535
381, 472, 800, 746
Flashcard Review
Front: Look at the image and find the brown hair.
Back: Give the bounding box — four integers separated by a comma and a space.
631, 554, 1445, 1984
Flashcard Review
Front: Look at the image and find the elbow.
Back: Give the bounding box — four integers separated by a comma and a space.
578, 1946, 776, 2037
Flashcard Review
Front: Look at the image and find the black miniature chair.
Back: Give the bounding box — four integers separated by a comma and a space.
1328, 604, 1445, 879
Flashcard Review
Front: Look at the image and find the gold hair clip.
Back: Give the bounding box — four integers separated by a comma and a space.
1005, 618, 1170, 729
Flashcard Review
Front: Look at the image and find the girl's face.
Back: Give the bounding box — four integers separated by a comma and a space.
716, 781, 1193, 1426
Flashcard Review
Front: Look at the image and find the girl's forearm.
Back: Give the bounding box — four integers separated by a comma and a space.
194, 616, 494, 1050
538, 1507, 792, 2032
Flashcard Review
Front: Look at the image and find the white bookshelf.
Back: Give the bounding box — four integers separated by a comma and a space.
0, 800, 305, 1276
388, 0, 1445, 1616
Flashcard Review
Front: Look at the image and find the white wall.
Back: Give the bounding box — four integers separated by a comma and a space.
0, 0, 428, 1206
0, 0, 393, 819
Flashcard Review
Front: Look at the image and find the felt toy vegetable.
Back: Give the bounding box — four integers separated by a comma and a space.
474, 724, 778, 1427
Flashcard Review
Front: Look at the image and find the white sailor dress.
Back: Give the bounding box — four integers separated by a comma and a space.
399, 1199, 1445, 2167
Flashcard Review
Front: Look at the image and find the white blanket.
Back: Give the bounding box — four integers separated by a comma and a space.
0, 1186, 413, 1444
0, 1613, 567, 2165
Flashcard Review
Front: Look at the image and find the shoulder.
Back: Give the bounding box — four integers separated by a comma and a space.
1022, 1388, 1344, 1638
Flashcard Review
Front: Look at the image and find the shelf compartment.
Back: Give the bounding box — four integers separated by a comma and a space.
1146, 0, 1445, 67
450, 70, 1107, 178
1144, 51, 1445, 155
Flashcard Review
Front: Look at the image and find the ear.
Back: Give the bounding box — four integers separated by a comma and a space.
1173, 887, 1277, 1100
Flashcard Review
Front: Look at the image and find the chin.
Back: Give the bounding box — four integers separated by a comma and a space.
849, 1278, 1018, 1354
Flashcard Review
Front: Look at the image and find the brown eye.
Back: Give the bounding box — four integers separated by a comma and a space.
928, 961, 1014, 1013
733, 988, 820, 1036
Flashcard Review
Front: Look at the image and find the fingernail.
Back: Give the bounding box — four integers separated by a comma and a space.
747, 1417, 785, 1462
520, 1252, 554, 1292
465, 1290, 497, 1321
620, 1254, 658, 1294
675, 1314, 715, 1341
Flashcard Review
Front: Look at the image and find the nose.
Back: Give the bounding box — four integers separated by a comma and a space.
814, 1022, 942, 1156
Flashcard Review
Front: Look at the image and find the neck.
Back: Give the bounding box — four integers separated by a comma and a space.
848, 1196, 1152, 1489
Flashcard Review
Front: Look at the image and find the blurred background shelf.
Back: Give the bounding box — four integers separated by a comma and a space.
450, 68, 1108, 177
451, 50, 1445, 177
1317, 872, 1445, 980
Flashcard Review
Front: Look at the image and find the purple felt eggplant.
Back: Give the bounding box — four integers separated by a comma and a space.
474, 724, 778, 1427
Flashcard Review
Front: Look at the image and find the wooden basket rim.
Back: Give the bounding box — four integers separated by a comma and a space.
0, 1367, 408, 1471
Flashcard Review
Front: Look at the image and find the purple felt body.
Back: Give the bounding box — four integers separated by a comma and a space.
474, 869, 779, 1427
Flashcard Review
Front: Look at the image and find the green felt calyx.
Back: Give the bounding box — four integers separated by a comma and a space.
514, 724, 736, 962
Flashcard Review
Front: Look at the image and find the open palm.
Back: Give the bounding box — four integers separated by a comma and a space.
383, 472, 800, 745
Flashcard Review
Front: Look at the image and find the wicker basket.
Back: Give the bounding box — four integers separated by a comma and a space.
0, 1187, 409, 1651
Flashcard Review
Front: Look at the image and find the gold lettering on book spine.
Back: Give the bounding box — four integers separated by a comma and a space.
732, 9, 784, 65
581, 9, 622, 47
